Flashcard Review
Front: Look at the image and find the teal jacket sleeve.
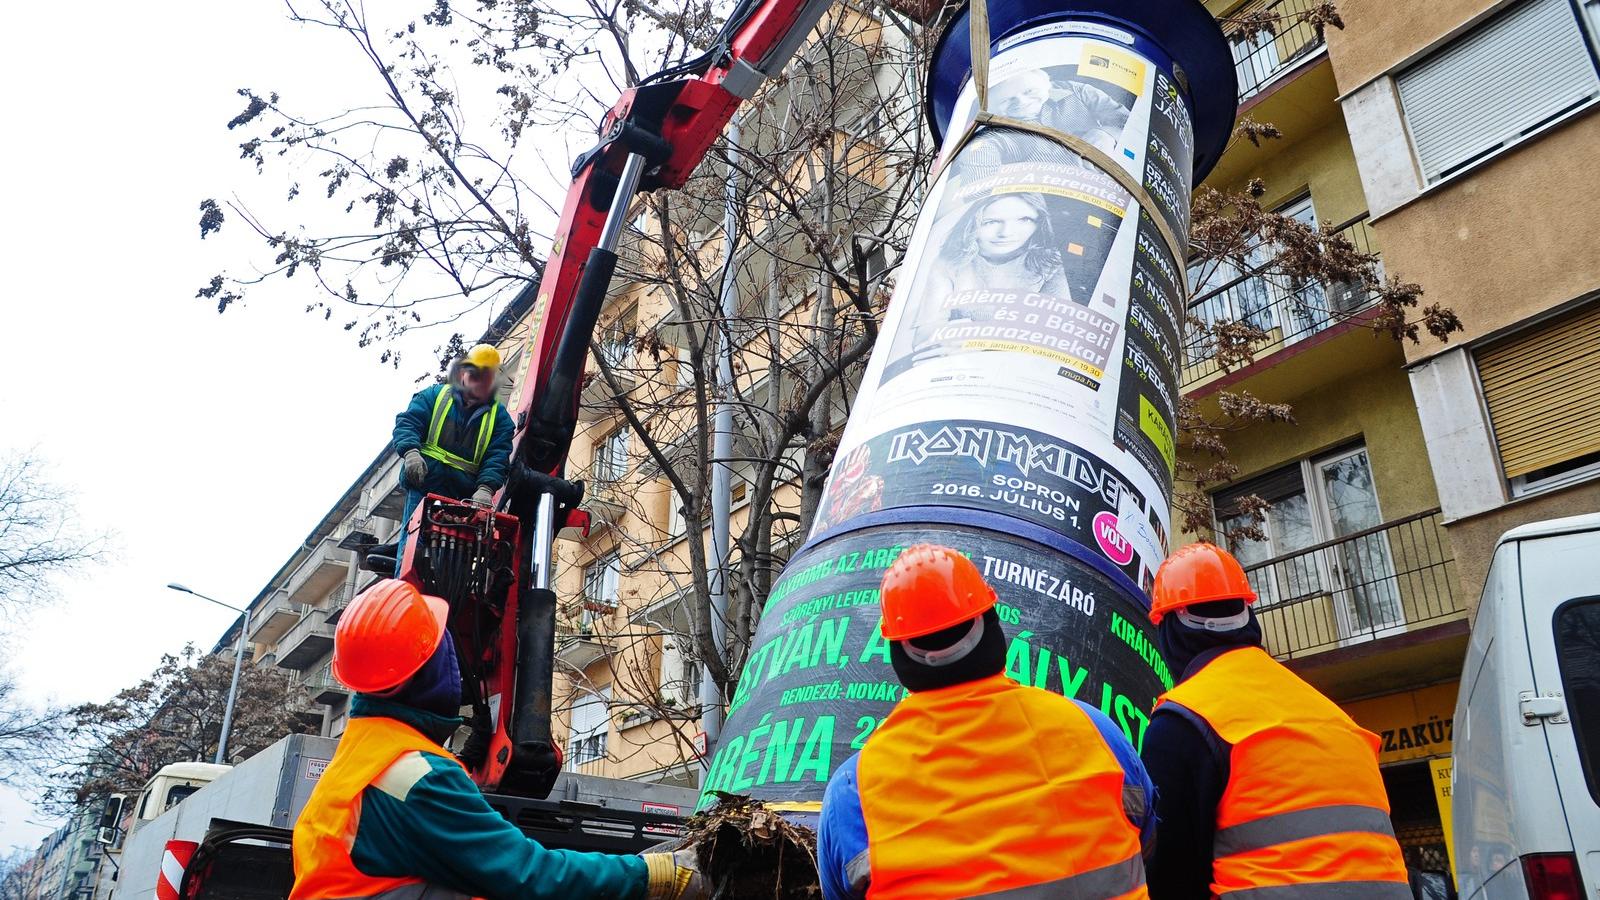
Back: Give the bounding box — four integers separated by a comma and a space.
351, 751, 648, 900
476, 402, 515, 490
393, 385, 440, 456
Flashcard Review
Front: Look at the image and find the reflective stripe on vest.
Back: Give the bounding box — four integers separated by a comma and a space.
967, 855, 1147, 899
1157, 647, 1409, 896
314, 886, 469, 900
419, 388, 496, 476
290, 717, 465, 900
857, 674, 1148, 900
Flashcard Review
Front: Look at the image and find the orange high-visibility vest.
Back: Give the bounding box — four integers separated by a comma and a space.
1158, 646, 1410, 898
291, 717, 465, 900
857, 674, 1148, 900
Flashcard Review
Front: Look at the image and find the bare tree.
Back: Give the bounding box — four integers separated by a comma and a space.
45, 645, 314, 815
0, 451, 106, 615
0, 849, 36, 900
0, 670, 63, 790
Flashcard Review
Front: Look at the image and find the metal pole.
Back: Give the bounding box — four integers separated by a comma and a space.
215, 605, 249, 765
700, 115, 742, 782
167, 584, 251, 766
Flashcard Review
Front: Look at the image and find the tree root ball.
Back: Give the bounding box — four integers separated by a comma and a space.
684, 794, 822, 899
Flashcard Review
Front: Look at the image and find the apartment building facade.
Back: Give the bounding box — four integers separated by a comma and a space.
211, 0, 1598, 882
1180, 0, 1600, 881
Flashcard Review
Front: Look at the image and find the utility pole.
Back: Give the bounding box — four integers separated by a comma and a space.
701, 113, 742, 784
167, 584, 251, 765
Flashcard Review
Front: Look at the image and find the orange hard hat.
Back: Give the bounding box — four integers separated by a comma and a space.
332, 579, 451, 693
1149, 542, 1257, 624
879, 544, 997, 641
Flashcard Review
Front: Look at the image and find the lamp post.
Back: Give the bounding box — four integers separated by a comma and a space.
167, 583, 251, 765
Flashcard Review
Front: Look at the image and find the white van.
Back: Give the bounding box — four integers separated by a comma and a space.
1453, 512, 1600, 899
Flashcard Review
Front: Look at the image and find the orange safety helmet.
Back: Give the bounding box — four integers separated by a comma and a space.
1149, 541, 1257, 624
879, 544, 997, 641
332, 579, 451, 693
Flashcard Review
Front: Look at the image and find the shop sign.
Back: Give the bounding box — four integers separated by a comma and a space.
1344, 681, 1459, 765
1430, 756, 1457, 884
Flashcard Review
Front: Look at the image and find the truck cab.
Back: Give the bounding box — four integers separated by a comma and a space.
1452, 512, 1600, 898
129, 763, 232, 832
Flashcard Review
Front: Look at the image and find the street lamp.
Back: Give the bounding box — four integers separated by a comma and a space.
167, 583, 251, 766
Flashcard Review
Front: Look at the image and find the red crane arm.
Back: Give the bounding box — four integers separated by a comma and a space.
431, 0, 839, 798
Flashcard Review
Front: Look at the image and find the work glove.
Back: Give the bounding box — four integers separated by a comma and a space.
471, 486, 495, 506
642, 850, 707, 900
402, 450, 427, 488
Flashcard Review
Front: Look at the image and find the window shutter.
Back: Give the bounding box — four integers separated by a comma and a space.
1477, 302, 1600, 478
1397, 0, 1600, 182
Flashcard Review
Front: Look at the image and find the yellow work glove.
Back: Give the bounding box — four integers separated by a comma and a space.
642, 849, 707, 900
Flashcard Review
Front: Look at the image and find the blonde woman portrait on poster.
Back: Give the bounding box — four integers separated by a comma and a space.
925, 192, 1070, 298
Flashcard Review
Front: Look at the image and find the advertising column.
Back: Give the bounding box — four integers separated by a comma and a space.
702, 0, 1235, 812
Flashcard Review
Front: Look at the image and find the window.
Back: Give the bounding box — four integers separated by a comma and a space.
582, 551, 621, 626
676, 348, 697, 389
566, 688, 611, 767
1554, 598, 1600, 804
1230, 26, 1282, 101
863, 245, 891, 285
659, 633, 697, 707
1213, 445, 1404, 639
1187, 196, 1363, 357
164, 784, 201, 811
1475, 301, 1600, 496
1397, 0, 1600, 184
599, 306, 638, 370
593, 428, 630, 484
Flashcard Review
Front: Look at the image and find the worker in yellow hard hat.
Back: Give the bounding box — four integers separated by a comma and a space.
389, 343, 515, 566
1140, 542, 1409, 899
292, 579, 705, 900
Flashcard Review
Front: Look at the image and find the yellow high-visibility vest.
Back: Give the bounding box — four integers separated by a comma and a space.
419, 388, 497, 476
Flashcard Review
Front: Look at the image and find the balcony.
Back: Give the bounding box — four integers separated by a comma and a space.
285, 538, 352, 605
1182, 215, 1380, 393
1245, 509, 1467, 692
305, 667, 350, 706
581, 461, 629, 529
248, 589, 301, 646
555, 622, 610, 671
1225, 0, 1329, 103
578, 336, 638, 420
276, 608, 337, 670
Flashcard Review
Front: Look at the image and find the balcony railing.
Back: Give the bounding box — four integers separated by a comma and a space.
1225, 0, 1330, 102
1182, 215, 1379, 390
305, 668, 350, 705
1244, 509, 1463, 660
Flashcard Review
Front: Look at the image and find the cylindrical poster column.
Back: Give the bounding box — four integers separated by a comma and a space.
701, 0, 1235, 813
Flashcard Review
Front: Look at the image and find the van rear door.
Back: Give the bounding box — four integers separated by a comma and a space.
1518, 527, 1600, 893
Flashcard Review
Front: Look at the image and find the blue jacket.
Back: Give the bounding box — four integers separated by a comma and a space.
337, 696, 646, 900
392, 384, 515, 496
816, 696, 1157, 900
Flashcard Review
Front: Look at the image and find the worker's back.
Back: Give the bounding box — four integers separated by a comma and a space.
1160, 645, 1409, 896
831, 673, 1149, 900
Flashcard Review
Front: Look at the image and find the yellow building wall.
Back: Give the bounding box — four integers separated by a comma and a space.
1324, 0, 1500, 93
1372, 114, 1600, 359
1180, 350, 1440, 540
1208, 117, 1372, 228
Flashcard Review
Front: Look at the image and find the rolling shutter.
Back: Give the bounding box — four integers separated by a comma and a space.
1397, 0, 1600, 183
1476, 303, 1600, 478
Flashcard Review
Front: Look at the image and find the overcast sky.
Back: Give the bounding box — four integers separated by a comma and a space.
0, 1, 562, 852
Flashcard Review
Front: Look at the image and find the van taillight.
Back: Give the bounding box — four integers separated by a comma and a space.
1522, 853, 1584, 900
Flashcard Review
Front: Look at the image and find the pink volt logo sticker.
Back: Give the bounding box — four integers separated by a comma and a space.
1092, 511, 1135, 566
